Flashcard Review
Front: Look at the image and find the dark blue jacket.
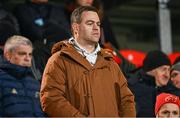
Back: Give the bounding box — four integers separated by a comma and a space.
157, 81, 180, 97
0, 61, 46, 117
128, 69, 157, 117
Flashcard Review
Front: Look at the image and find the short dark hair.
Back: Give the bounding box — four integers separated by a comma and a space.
70, 6, 99, 24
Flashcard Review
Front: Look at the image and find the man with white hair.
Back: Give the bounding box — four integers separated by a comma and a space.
0, 35, 46, 117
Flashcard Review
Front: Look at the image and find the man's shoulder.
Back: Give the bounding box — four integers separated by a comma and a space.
100, 48, 114, 60
101, 48, 113, 54
51, 40, 70, 54
0, 68, 12, 83
128, 69, 145, 85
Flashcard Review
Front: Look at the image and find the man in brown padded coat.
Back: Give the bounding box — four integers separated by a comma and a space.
40, 6, 136, 117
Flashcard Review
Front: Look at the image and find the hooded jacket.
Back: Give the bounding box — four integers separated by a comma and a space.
40, 41, 135, 117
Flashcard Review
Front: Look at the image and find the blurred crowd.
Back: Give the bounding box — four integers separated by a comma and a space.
0, 0, 179, 117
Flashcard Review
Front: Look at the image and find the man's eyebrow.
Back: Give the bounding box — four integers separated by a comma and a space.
18, 51, 32, 54
86, 20, 100, 23
86, 20, 94, 23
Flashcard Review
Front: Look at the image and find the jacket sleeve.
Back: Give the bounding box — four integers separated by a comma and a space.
115, 64, 136, 117
40, 53, 85, 117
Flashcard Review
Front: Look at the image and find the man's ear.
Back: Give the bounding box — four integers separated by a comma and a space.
147, 69, 156, 77
72, 23, 79, 36
4, 51, 11, 61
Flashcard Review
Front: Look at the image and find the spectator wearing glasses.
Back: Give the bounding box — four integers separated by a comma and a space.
171, 57, 180, 89
158, 57, 180, 96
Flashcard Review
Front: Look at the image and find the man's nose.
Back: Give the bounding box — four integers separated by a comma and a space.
165, 69, 170, 78
93, 23, 99, 29
25, 54, 31, 61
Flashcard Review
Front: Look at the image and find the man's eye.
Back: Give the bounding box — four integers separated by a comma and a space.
29, 53, 32, 57
162, 110, 169, 115
171, 73, 178, 78
97, 22, 101, 26
87, 22, 93, 25
172, 111, 178, 115
18, 52, 26, 55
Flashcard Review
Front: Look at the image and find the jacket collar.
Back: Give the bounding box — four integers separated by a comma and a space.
0, 60, 33, 79
140, 70, 156, 86
68, 37, 100, 55
51, 40, 113, 70
69, 37, 101, 65
128, 68, 156, 86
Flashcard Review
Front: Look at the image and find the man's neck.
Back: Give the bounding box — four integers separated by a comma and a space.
76, 39, 96, 53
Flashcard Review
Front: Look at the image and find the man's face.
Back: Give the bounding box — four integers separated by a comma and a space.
7, 45, 32, 67
156, 103, 180, 118
75, 11, 100, 45
171, 70, 180, 88
152, 65, 171, 86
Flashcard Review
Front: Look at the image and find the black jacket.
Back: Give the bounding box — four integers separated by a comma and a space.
128, 69, 157, 117
157, 81, 180, 97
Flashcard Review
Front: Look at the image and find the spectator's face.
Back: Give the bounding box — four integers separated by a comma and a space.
152, 65, 170, 86
77, 0, 94, 6
8, 45, 32, 67
171, 70, 180, 88
74, 11, 100, 46
156, 103, 180, 118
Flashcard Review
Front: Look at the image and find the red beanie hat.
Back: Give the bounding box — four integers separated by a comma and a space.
155, 93, 180, 115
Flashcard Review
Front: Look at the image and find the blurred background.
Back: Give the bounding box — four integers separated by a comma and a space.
4, 0, 180, 53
